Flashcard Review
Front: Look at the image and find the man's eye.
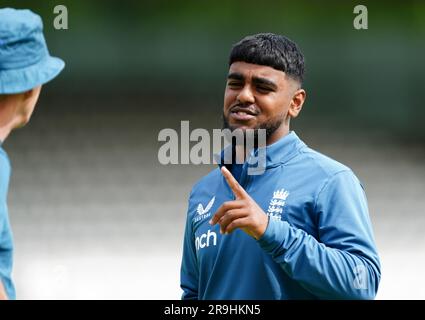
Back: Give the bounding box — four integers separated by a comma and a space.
227, 82, 242, 87
257, 86, 272, 93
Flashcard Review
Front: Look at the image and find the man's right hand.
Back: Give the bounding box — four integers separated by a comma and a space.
0, 281, 8, 300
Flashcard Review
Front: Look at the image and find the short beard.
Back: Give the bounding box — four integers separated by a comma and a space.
222, 112, 284, 145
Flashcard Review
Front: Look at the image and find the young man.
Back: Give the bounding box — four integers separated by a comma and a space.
0, 8, 65, 299
180, 33, 381, 299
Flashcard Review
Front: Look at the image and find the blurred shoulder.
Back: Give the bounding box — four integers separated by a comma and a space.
0, 147, 11, 195
297, 146, 352, 178
190, 167, 222, 195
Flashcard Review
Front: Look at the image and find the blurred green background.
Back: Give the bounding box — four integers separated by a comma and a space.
2, 0, 425, 139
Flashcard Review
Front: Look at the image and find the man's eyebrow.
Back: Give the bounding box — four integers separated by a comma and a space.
227, 72, 244, 80
227, 73, 278, 89
252, 77, 277, 89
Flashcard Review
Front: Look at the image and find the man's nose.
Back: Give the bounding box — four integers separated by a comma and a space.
236, 85, 255, 104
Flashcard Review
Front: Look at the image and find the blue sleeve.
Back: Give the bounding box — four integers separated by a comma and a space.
0, 150, 15, 299
0, 200, 14, 298
180, 190, 199, 300
258, 170, 381, 299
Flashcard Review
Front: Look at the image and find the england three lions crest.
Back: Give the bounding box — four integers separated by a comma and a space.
267, 189, 289, 221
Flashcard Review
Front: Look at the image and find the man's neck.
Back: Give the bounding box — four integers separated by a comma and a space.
267, 126, 289, 145
0, 126, 11, 144
234, 127, 290, 163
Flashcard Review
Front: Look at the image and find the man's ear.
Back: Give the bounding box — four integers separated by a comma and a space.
288, 88, 306, 119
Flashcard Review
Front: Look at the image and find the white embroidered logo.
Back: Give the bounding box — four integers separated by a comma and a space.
197, 196, 215, 215
267, 189, 289, 221
194, 196, 215, 222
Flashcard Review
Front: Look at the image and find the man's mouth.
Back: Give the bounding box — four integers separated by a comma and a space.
229, 105, 258, 121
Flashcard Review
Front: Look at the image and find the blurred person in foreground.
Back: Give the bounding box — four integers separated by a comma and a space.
180, 33, 380, 299
0, 8, 64, 299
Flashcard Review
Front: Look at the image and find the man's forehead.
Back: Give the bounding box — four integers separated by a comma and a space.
228, 61, 286, 79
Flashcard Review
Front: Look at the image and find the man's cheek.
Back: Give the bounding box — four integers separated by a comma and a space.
224, 89, 238, 102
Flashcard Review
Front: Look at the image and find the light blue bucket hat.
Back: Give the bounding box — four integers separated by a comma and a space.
0, 8, 65, 94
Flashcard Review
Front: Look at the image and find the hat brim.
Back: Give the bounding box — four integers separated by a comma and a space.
0, 55, 65, 94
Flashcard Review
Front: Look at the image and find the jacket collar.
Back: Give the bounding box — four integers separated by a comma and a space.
215, 131, 306, 172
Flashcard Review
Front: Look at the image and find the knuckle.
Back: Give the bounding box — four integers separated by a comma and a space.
227, 210, 235, 219
223, 201, 231, 209
227, 222, 235, 231
247, 202, 256, 211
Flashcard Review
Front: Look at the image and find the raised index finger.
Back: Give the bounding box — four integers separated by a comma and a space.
221, 166, 247, 199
